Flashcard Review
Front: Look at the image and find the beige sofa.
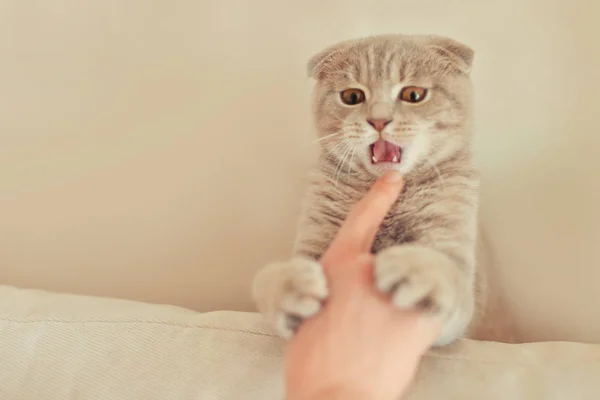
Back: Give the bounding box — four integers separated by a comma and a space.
2, 284, 599, 399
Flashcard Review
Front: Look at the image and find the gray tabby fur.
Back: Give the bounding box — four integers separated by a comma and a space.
252, 34, 515, 346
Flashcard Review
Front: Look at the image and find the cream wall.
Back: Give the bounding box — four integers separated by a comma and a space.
1, 1, 599, 344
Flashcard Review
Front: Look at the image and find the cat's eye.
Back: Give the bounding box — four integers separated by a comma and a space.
340, 88, 366, 105
399, 86, 427, 103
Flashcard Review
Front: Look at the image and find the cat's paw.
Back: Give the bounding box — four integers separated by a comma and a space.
252, 257, 328, 339
374, 245, 472, 345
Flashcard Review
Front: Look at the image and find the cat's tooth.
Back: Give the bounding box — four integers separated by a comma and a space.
372, 155, 378, 163
392, 155, 398, 163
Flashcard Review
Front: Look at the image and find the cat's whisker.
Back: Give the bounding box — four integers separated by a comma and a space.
334, 142, 353, 186
309, 131, 343, 145
333, 141, 351, 173
319, 113, 348, 126
328, 139, 349, 156
339, 149, 350, 181
331, 149, 346, 186
329, 140, 348, 160
346, 145, 357, 177
424, 156, 446, 189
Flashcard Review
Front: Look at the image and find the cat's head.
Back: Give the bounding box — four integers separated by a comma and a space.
308, 34, 474, 177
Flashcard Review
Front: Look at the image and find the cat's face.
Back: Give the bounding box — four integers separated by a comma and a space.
309, 34, 474, 177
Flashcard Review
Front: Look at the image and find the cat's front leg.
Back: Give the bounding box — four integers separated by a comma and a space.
252, 257, 328, 339
374, 244, 474, 346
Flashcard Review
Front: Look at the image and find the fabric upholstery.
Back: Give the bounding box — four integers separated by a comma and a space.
1, 285, 599, 400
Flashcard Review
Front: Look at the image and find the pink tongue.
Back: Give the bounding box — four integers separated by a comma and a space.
373, 140, 400, 162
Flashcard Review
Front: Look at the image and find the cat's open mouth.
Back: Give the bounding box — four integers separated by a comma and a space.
370, 140, 402, 164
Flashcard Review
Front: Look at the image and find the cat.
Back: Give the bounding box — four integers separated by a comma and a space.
252, 34, 511, 346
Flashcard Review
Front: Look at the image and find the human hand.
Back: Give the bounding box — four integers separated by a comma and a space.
285, 170, 441, 400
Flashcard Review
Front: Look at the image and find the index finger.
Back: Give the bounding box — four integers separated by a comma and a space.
322, 170, 404, 266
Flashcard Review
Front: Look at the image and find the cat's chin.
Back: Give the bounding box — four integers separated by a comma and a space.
366, 162, 405, 177
364, 156, 416, 177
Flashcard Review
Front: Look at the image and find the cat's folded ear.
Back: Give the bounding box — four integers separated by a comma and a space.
307, 40, 355, 80
308, 35, 474, 78
426, 36, 474, 75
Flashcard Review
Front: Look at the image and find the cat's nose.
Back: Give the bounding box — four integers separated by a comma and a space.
367, 119, 392, 132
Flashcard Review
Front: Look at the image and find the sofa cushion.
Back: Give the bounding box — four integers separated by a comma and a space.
1, 285, 599, 399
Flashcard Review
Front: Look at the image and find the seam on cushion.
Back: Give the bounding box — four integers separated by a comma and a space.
2, 317, 599, 367
0, 317, 278, 338
422, 353, 600, 367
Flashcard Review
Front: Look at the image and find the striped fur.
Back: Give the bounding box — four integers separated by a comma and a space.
252, 34, 508, 345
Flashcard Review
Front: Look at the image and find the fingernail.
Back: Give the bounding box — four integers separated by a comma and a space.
382, 170, 403, 183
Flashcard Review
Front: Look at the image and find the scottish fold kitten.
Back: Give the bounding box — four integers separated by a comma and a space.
252, 34, 504, 346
